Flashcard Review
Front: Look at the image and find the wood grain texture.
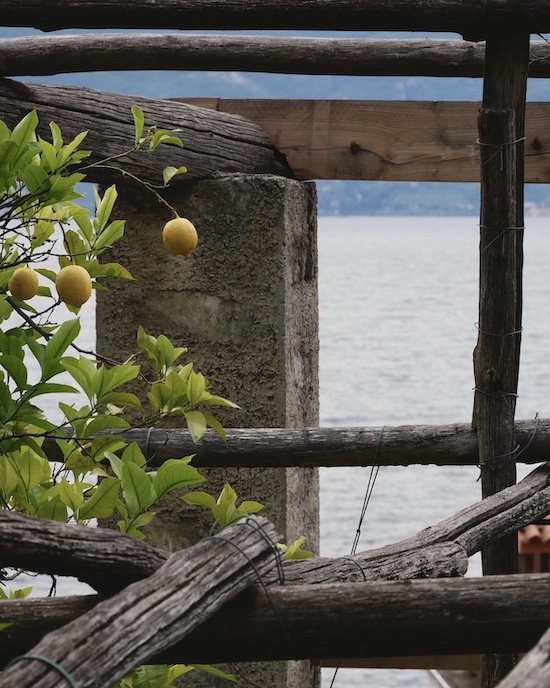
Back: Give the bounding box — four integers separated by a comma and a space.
39, 418, 550, 468
178, 98, 550, 182
497, 625, 550, 688
0, 511, 168, 594
0, 517, 281, 688
3, 0, 550, 34
0, 80, 291, 187
476, 35, 530, 687
2, 463, 550, 591
3, 85, 550, 183
3, 34, 550, 79
0, 36, 486, 78
3, 574, 550, 665
3, 466, 550, 667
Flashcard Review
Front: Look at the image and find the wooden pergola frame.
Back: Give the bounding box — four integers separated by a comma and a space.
0, 5, 548, 688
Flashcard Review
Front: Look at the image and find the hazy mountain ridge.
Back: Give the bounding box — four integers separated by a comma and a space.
2, 27, 550, 215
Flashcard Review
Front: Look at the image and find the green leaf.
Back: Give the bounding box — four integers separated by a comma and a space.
0, 140, 18, 169
125, 510, 156, 539
0, 378, 13, 417
84, 414, 131, 436
239, 500, 264, 515
46, 318, 81, 359
203, 413, 226, 441
152, 133, 184, 149
26, 382, 78, 398
183, 410, 207, 443
0, 455, 18, 495
121, 442, 147, 468
94, 184, 118, 233
122, 462, 156, 515
186, 372, 206, 406
12, 448, 47, 492
58, 476, 85, 511
199, 393, 240, 409
62, 356, 97, 399
217, 482, 237, 505
90, 434, 127, 461
190, 665, 237, 683
95, 361, 140, 399
0, 355, 27, 389
132, 104, 145, 146
36, 499, 68, 522
181, 491, 217, 510
49, 120, 63, 149
162, 165, 187, 185
93, 219, 126, 252
106, 453, 125, 480
21, 163, 49, 193
38, 136, 57, 172
62, 228, 88, 257
154, 459, 204, 500
87, 261, 134, 280
49, 172, 86, 201
10, 111, 38, 150
100, 392, 144, 415
78, 476, 120, 520
57, 130, 89, 166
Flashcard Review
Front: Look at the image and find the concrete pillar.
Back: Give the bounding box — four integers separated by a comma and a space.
96, 174, 319, 688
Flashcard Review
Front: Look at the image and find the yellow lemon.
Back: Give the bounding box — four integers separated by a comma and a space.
8, 267, 39, 300
55, 265, 92, 308
162, 217, 198, 258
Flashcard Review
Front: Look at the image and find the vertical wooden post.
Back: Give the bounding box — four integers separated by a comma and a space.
474, 33, 529, 688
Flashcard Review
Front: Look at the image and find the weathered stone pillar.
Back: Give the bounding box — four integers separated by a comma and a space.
96, 173, 319, 688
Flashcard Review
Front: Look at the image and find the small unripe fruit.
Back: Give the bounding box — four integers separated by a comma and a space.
162, 217, 198, 258
8, 267, 39, 301
55, 265, 92, 308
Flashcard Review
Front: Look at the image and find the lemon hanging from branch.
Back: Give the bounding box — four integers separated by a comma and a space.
8, 266, 39, 300
55, 265, 93, 308
162, 216, 198, 258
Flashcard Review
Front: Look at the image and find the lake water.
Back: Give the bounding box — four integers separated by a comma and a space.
8, 215, 550, 687
318, 215, 550, 688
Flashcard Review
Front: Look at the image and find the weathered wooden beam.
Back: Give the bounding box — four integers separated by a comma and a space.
0, 80, 291, 187
3, 574, 550, 667
0, 511, 169, 595
38, 418, 550, 468
0, 517, 281, 688
475, 33, 530, 688
3, 463, 550, 592
3, 85, 550, 183
3, 0, 550, 34
6, 35, 550, 80
497, 625, 550, 688
178, 98, 550, 183
0, 36, 480, 77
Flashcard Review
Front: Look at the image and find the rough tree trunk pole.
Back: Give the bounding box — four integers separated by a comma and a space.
474, 33, 530, 688
0, 517, 281, 688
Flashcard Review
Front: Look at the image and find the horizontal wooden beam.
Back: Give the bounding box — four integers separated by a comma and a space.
0, 36, 492, 78
3, 83, 550, 183
2, 574, 550, 666
5, 35, 550, 80
0, 80, 291, 187
3, 0, 550, 35
40, 418, 550, 467
178, 98, 550, 183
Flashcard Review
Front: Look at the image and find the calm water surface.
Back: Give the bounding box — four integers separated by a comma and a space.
318, 215, 550, 687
